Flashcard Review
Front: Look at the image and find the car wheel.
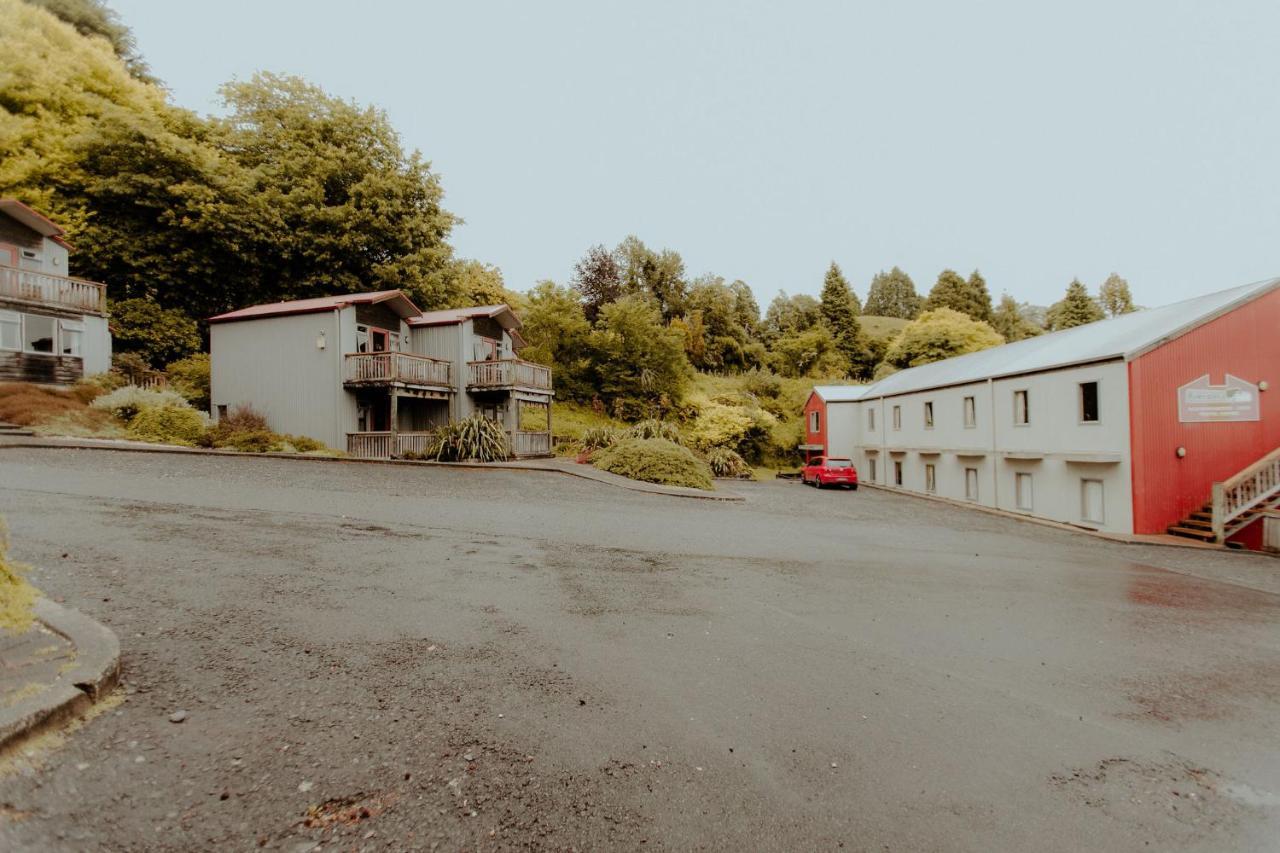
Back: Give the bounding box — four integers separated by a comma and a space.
815, 478, 824, 489
851, 483, 858, 491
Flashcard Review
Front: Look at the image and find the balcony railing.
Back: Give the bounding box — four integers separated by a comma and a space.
345, 430, 552, 459
344, 352, 452, 388
509, 430, 552, 458
467, 359, 552, 391
0, 264, 106, 314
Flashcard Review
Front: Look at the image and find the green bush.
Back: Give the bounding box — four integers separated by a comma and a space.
212, 429, 282, 453
421, 415, 510, 462
166, 353, 211, 411
625, 418, 682, 443
579, 426, 620, 452
592, 437, 713, 491
284, 434, 326, 453
90, 385, 192, 423
687, 402, 777, 462
741, 369, 782, 400
705, 446, 750, 478
127, 404, 207, 445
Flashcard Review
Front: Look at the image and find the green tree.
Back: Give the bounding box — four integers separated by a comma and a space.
1045, 279, 1105, 331
819, 262, 870, 378
589, 295, 692, 406
990, 293, 1043, 342
109, 297, 201, 367
924, 268, 992, 322
684, 275, 761, 371
614, 236, 687, 320
883, 308, 1004, 369
519, 281, 594, 400
445, 259, 511, 308
864, 266, 922, 319
768, 325, 851, 379
727, 279, 760, 336
571, 244, 623, 322
25, 0, 153, 80
760, 292, 822, 346
1098, 273, 1136, 317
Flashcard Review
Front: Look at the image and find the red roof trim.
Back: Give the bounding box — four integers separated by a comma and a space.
0, 199, 66, 238
208, 290, 421, 324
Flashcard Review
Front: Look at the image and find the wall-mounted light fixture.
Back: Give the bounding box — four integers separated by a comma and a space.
1176, 446, 1187, 458
1260, 380, 1269, 392
316, 331, 327, 350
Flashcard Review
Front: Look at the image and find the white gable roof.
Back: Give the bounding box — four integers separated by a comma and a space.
859, 277, 1279, 400
812, 385, 868, 403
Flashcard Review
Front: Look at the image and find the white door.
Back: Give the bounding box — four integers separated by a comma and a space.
965, 468, 978, 500
1082, 479, 1104, 524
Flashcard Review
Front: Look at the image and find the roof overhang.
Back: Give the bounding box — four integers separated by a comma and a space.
208, 290, 422, 324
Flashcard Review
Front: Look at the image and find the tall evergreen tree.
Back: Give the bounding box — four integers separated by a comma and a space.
1045, 279, 1105, 330
819, 262, 870, 378
1098, 273, 1136, 317
864, 267, 921, 318
924, 268, 994, 321
991, 293, 1042, 342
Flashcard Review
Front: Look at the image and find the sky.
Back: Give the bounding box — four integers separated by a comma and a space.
113, 0, 1280, 309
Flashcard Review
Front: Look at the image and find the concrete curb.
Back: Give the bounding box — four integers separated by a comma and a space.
0, 437, 746, 502
0, 599, 121, 752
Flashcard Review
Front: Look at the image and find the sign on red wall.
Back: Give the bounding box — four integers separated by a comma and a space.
1177, 374, 1260, 423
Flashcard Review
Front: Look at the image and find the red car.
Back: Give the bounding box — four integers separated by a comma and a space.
801, 456, 859, 489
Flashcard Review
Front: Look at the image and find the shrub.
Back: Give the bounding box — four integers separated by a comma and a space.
127, 404, 207, 445
421, 415, 509, 462
625, 418, 682, 443
284, 434, 326, 453
592, 437, 713, 491
166, 353, 211, 411
90, 385, 191, 423
217, 405, 269, 433
705, 446, 750, 478
0, 520, 37, 635
211, 429, 282, 453
579, 426, 620, 452
741, 369, 783, 400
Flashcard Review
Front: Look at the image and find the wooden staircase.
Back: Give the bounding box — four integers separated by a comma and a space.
1168, 446, 1280, 545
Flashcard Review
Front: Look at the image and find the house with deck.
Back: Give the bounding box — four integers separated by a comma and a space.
208, 291, 553, 459
806, 277, 1279, 551
0, 199, 111, 383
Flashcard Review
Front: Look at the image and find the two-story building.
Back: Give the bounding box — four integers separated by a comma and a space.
0, 199, 111, 383
805, 276, 1279, 549
208, 291, 554, 459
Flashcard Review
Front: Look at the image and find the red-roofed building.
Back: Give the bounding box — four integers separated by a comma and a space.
209, 292, 553, 458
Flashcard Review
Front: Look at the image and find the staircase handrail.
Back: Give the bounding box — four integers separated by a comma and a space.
1211, 446, 1280, 541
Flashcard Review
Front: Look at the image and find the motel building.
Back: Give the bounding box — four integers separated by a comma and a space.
803, 277, 1280, 552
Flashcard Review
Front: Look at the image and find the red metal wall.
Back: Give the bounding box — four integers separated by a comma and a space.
803, 392, 827, 455
1129, 286, 1280, 533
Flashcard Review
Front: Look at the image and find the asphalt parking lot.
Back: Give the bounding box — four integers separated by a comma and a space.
1, 447, 1277, 851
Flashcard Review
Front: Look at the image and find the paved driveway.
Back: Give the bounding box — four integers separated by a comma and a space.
1, 447, 1277, 851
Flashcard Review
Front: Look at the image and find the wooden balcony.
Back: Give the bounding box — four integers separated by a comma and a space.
0, 263, 106, 315
344, 352, 452, 391
467, 358, 552, 392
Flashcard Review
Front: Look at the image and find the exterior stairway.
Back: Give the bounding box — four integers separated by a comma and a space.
1168, 446, 1280, 545
0, 421, 35, 437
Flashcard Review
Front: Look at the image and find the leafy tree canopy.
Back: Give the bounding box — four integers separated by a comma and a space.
761, 292, 822, 345
864, 266, 921, 319
589, 295, 692, 407
924, 268, 993, 322
768, 325, 851, 379
519, 281, 594, 400
109, 297, 202, 367
883, 308, 1004, 369
990, 293, 1043, 342
24, 0, 152, 80
1098, 273, 1136, 317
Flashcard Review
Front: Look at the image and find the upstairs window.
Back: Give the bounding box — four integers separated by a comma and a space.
809, 410, 820, 433
1080, 381, 1099, 423
924, 401, 934, 428
1014, 390, 1030, 425
963, 396, 976, 428
892, 405, 901, 430
868, 408, 875, 430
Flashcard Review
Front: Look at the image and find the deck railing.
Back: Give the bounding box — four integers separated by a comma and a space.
345, 431, 437, 459
344, 352, 452, 388
509, 430, 552, 457
1211, 446, 1280, 541
467, 359, 552, 391
0, 264, 106, 314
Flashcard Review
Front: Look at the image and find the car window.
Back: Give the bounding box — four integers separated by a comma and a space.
825, 458, 852, 468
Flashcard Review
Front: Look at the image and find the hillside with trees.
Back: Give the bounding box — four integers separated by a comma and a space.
1, 0, 1143, 469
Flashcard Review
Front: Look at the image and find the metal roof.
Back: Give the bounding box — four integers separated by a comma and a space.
812, 385, 868, 402
0, 198, 74, 249
409, 304, 522, 330
208, 290, 421, 324
857, 276, 1280, 400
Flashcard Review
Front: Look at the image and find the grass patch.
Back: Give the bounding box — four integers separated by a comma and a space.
860, 314, 910, 340
0, 521, 37, 635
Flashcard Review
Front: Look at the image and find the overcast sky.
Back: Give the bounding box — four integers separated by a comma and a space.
114, 0, 1279, 308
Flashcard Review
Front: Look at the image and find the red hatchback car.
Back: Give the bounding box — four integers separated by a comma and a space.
801, 456, 859, 489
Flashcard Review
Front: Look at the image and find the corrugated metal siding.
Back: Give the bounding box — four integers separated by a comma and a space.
410, 324, 458, 360
1128, 287, 1280, 533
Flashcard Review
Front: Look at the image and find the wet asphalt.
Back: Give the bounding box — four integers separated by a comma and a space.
0, 446, 1277, 852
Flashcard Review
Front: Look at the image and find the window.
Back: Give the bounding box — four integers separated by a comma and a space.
1016, 472, 1033, 510
963, 396, 976, 428
925, 464, 936, 493
355, 326, 369, 353
0, 310, 18, 351
216, 405, 228, 421
1080, 381, 1099, 423
23, 314, 55, 354
892, 405, 901, 430
868, 457, 877, 482
1014, 390, 1029, 425
924, 401, 934, 428
824, 458, 852, 468
59, 320, 83, 357
1081, 479, 1105, 523
965, 467, 979, 501
809, 410, 820, 433
868, 408, 875, 431
893, 460, 903, 486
